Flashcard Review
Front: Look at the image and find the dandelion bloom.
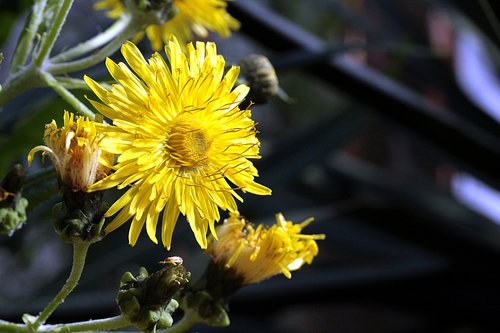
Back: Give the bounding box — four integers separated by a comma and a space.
84, 38, 270, 249
95, 0, 240, 50
208, 212, 325, 285
28, 111, 111, 192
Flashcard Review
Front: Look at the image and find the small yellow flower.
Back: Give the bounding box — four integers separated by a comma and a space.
94, 0, 124, 19
208, 212, 325, 285
28, 111, 111, 192
95, 0, 240, 50
84, 37, 270, 249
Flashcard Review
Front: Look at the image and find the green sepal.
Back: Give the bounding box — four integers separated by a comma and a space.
52, 189, 107, 244
125, 0, 174, 26
182, 290, 230, 327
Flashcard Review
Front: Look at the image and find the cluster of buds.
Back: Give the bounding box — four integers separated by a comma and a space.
117, 259, 190, 332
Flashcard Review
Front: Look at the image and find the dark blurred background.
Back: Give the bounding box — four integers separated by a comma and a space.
3, 0, 500, 332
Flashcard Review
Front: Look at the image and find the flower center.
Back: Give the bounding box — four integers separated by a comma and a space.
166, 121, 212, 168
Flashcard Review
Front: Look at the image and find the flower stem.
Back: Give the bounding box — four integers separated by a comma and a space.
47, 15, 135, 75
33, 242, 91, 329
9, 0, 48, 73
0, 320, 28, 333
39, 315, 130, 332
39, 70, 95, 119
53, 76, 92, 90
51, 18, 130, 64
34, 0, 74, 68
0, 66, 41, 107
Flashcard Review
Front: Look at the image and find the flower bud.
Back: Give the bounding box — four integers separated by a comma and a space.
0, 165, 28, 236
117, 261, 190, 332
51, 190, 107, 243
128, 0, 174, 26
181, 290, 230, 327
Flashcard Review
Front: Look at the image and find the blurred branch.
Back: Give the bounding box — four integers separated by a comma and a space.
478, 0, 500, 42
230, 0, 500, 190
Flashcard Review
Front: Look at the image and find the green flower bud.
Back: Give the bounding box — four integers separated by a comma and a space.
117, 261, 190, 332
0, 165, 28, 236
126, 0, 174, 26
52, 190, 107, 244
182, 290, 230, 327
0, 197, 28, 236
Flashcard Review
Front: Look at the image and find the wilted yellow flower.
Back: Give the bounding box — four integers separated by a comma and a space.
84, 37, 270, 249
95, 0, 240, 50
28, 111, 111, 192
208, 212, 325, 285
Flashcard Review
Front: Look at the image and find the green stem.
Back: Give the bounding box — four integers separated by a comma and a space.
39, 315, 130, 332
39, 71, 95, 119
34, 0, 74, 68
0, 316, 130, 333
9, 0, 48, 73
52, 18, 130, 63
0, 320, 28, 333
0, 66, 42, 107
47, 15, 135, 75
54, 76, 92, 90
33, 242, 91, 329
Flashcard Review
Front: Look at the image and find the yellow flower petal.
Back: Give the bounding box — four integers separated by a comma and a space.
94, 0, 240, 50
86, 38, 270, 248
27, 111, 111, 191
208, 212, 325, 284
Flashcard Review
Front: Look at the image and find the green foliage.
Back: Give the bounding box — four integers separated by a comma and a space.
0, 97, 67, 176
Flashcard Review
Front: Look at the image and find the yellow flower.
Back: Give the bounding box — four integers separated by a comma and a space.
28, 111, 111, 192
94, 0, 124, 19
95, 0, 240, 50
84, 38, 270, 249
208, 212, 325, 285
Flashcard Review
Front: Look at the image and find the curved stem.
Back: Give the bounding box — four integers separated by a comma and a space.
39, 70, 95, 119
52, 18, 130, 64
39, 315, 130, 332
47, 15, 135, 75
34, 0, 74, 68
33, 242, 91, 329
